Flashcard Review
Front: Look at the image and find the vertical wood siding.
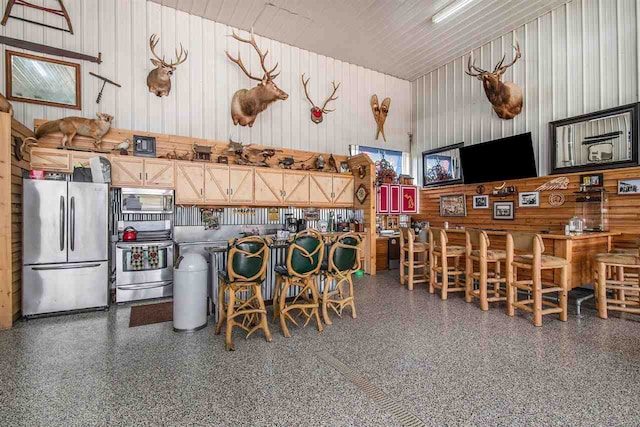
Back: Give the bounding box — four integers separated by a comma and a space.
412, 0, 640, 180
0, 0, 411, 154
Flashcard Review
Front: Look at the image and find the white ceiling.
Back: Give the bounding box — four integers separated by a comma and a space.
149, 0, 570, 81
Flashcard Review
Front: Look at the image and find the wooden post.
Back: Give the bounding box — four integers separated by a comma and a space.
0, 113, 12, 329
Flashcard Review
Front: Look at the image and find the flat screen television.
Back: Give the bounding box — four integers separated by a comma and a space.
459, 132, 537, 184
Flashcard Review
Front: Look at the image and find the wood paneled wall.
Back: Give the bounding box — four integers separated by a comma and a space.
414, 167, 640, 242
411, 0, 640, 178
0, 0, 411, 154
0, 114, 32, 328
347, 154, 376, 275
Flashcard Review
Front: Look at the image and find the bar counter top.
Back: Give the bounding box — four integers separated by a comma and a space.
439, 229, 620, 240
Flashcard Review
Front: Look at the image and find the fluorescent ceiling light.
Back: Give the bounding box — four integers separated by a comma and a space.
432, 0, 476, 23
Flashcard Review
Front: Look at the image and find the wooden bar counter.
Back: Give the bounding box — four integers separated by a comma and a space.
437, 229, 619, 290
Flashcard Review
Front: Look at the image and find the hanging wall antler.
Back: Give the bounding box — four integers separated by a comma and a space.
226, 28, 288, 127
147, 33, 188, 97
301, 73, 340, 124
465, 42, 523, 120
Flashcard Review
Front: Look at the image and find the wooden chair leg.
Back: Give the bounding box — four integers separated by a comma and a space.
272, 275, 281, 322
441, 255, 449, 300
559, 265, 568, 322
408, 249, 415, 291
429, 252, 436, 294
215, 280, 226, 335
479, 259, 488, 311
225, 289, 237, 351
597, 261, 608, 319
617, 266, 626, 307
465, 256, 473, 303
533, 268, 543, 327
506, 263, 515, 317
309, 277, 324, 333
279, 280, 292, 338
400, 248, 406, 285
254, 284, 272, 342
348, 275, 357, 319
322, 275, 332, 325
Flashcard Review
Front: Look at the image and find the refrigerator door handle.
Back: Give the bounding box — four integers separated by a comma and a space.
59, 195, 65, 251
32, 263, 101, 271
70, 196, 75, 251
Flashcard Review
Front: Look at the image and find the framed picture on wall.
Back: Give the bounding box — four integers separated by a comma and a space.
518, 191, 540, 207
472, 195, 489, 209
440, 194, 466, 217
580, 173, 604, 188
618, 179, 640, 195
493, 201, 514, 220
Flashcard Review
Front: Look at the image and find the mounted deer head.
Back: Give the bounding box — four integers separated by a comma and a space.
226, 28, 288, 127
301, 74, 340, 124
465, 42, 523, 120
147, 34, 188, 97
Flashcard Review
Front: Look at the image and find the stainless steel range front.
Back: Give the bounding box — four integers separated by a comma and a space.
115, 220, 173, 303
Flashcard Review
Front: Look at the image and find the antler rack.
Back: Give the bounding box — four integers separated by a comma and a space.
301, 73, 340, 113
226, 28, 280, 82
149, 34, 188, 67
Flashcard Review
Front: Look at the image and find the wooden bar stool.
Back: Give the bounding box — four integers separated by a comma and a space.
428, 227, 465, 300
399, 227, 429, 291
507, 232, 569, 326
273, 229, 325, 337
215, 236, 272, 351
594, 251, 640, 319
609, 236, 640, 303
464, 229, 511, 311
319, 233, 362, 325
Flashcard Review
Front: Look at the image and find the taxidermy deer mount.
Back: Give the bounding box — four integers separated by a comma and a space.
301, 74, 340, 124
371, 95, 391, 142
465, 42, 523, 120
147, 34, 188, 97
226, 28, 288, 127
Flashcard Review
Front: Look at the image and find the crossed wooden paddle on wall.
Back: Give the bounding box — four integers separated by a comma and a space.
370, 95, 391, 142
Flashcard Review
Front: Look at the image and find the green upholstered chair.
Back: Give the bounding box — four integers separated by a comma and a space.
273, 229, 325, 337
215, 236, 271, 351
319, 233, 361, 325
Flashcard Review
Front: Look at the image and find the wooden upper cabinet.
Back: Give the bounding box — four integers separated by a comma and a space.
309, 173, 334, 206
254, 168, 284, 205
30, 147, 71, 172
111, 157, 144, 187
333, 175, 354, 207
70, 151, 110, 169
175, 161, 204, 204
143, 158, 175, 188
204, 164, 230, 204
229, 166, 254, 204
283, 171, 310, 206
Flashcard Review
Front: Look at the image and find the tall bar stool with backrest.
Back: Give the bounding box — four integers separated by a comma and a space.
465, 229, 511, 311
608, 235, 640, 305
215, 236, 272, 351
319, 233, 361, 325
428, 227, 466, 300
273, 229, 325, 337
507, 232, 568, 326
399, 227, 429, 291
594, 237, 640, 318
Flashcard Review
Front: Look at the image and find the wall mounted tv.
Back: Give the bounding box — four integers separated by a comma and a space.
459, 132, 537, 184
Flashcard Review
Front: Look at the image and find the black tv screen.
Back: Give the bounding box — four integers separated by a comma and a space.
459, 133, 537, 184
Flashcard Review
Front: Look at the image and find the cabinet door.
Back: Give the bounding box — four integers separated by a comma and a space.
283, 171, 310, 206
30, 147, 71, 172
111, 157, 144, 187
389, 184, 401, 214
401, 186, 418, 213
229, 166, 254, 204
332, 175, 354, 207
377, 184, 389, 213
175, 161, 204, 204
308, 173, 333, 206
204, 164, 230, 203
254, 168, 284, 205
70, 151, 110, 169
144, 159, 175, 188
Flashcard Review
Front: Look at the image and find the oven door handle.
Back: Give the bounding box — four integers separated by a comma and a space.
117, 282, 173, 291
116, 242, 174, 249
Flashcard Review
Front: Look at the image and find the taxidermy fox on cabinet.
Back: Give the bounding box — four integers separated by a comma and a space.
35, 113, 114, 147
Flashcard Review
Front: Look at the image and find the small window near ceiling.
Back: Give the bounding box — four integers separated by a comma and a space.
359, 146, 403, 176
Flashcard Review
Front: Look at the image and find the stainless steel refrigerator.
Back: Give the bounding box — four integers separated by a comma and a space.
22, 179, 109, 317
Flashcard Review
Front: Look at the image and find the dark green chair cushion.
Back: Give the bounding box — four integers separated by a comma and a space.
331, 236, 359, 273
289, 236, 322, 275
230, 241, 267, 281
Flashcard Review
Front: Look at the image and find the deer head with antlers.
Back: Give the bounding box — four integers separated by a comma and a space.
226, 28, 288, 127
466, 42, 523, 120
147, 34, 188, 97
301, 74, 340, 124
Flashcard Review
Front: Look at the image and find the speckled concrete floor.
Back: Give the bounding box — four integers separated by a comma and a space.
1, 271, 640, 426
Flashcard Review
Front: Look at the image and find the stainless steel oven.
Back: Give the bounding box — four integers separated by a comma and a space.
115, 240, 173, 303
120, 188, 174, 214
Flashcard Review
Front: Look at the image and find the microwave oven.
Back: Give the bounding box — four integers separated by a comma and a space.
120, 188, 174, 214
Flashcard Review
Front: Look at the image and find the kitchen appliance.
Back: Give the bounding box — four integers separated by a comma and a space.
116, 220, 173, 303
285, 214, 297, 233
120, 188, 174, 214
296, 218, 307, 232
22, 179, 109, 317
568, 216, 585, 234
122, 226, 137, 241
133, 135, 156, 157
